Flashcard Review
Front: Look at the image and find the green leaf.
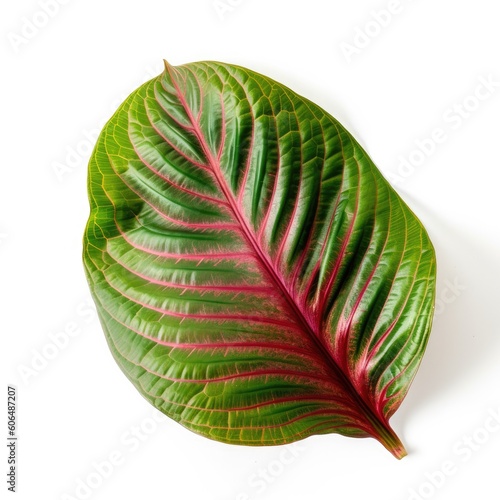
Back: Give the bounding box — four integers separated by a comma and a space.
83, 60, 436, 458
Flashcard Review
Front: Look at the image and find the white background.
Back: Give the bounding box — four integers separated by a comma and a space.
2, 1, 500, 499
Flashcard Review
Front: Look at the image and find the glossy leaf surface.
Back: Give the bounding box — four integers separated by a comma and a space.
83, 60, 436, 458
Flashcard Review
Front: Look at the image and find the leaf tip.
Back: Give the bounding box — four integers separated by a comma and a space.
163, 59, 173, 72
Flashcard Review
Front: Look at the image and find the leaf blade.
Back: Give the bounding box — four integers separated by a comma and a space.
84, 60, 436, 458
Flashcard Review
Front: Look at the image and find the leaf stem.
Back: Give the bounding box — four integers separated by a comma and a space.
369, 418, 407, 459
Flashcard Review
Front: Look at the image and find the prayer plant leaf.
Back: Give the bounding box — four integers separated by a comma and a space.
83, 60, 436, 459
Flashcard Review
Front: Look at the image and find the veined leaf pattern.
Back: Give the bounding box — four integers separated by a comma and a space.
84, 60, 436, 458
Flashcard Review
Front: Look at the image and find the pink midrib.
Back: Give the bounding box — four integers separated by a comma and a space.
163, 64, 390, 433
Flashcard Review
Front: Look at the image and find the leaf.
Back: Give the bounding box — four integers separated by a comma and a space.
83, 60, 436, 458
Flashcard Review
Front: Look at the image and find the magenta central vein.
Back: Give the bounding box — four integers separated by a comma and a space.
166, 67, 319, 337
155, 64, 404, 441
